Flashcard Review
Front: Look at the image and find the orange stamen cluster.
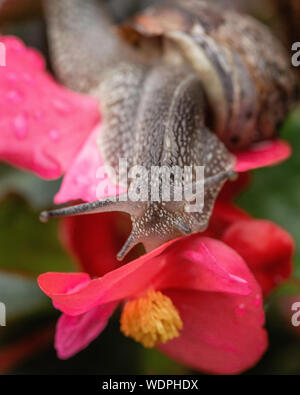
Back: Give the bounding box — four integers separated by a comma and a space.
120, 290, 183, 348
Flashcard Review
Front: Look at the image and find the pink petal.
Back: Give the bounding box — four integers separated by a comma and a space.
55, 302, 118, 359
0, 36, 100, 179
38, 236, 250, 316
153, 236, 250, 296
38, 255, 166, 316
55, 125, 125, 204
38, 272, 91, 296
234, 140, 291, 172
160, 287, 267, 374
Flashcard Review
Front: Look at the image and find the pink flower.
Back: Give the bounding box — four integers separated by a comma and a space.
52, 199, 292, 372
0, 36, 100, 180
39, 235, 267, 374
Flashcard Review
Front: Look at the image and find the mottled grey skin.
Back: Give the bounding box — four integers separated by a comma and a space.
44, 0, 133, 93
98, 62, 235, 253
42, 0, 295, 259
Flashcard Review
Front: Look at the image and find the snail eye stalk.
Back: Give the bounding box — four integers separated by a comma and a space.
39, 194, 138, 222
39, 170, 236, 222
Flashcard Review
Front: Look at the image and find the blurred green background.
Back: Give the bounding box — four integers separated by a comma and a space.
0, 0, 300, 375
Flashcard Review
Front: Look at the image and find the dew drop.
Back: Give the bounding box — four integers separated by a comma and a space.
34, 149, 61, 178
236, 303, 246, 316
22, 72, 35, 84
48, 129, 61, 142
6, 72, 18, 82
76, 174, 89, 185
32, 109, 43, 121
7, 90, 24, 104
52, 99, 71, 114
12, 114, 28, 140
253, 294, 262, 307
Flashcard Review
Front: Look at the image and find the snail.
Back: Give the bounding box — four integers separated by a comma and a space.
40, 0, 297, 260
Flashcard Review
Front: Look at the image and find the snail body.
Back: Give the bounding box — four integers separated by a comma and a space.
42, 0, 297, 259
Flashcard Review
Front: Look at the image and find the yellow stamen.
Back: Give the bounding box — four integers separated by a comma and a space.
120, 290, 183, 348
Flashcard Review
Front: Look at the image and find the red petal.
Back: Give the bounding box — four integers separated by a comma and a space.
234, 140, 291, 172
204, 201, 250, 239
219, 172, 252, 201
59, 212, 132, 277
38, 236, 250, 316
160, 288, 267, 374
154, 236, 250, 295
38, 272, 91, 296
0, 36, 100, 179
222, 220, 294, 295
55, 302, 118, 359
38, 253, 166, 316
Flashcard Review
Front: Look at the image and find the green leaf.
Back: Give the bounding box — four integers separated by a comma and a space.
0, 271, 49, 322
139, 348, 189, 375
0, 164, 61, 210
0, 194, 75, 275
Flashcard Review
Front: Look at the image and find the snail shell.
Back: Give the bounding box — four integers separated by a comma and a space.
119, 0, 297, 150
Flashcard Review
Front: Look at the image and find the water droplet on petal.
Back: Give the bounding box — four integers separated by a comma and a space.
253, 294, 262, 307
76, 175, 89, 185
6, 72, 18, 82
48, 129, 61, 142
32, 109, 43, 121
7, 90, 24, 104
52, 99, 71, 114
22, 72, 35, 84
236, 303, 246, 316
12, 114, 28, 140
34, 148, 61, 178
